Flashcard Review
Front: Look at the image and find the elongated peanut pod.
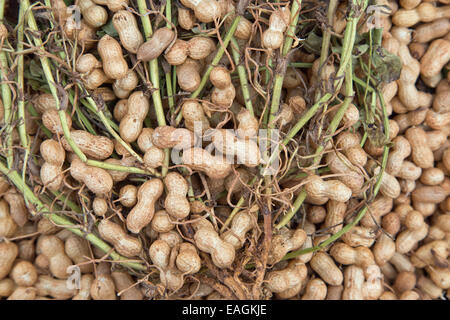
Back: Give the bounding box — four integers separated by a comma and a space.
126, 179, 164, 234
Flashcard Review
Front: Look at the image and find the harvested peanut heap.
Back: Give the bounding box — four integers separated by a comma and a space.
0, 0, 449, 300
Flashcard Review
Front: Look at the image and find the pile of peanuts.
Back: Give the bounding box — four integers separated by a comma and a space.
0, 0, 449, 300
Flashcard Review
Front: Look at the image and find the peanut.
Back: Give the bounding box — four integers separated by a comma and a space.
420, 39, 450, 79
65, 235, 94, 273
405, 127, 434, 169
137, 27, 175, 61
386, 136, 411, 175
0, 200, 17, 238
211, 129, 261, 167
113, 70, 139, 99
70, 158, 113, 195
119, 185, 137, 208
180, 0, 221, 23
90, 263, 116, 300
181, 100, 210, 133
193, 218, 235, 269
262, 7, 290, 50
363, 265, 384, 300
268, 227, 307, 265
175, 243, 201, 274
73, 274, 94, 300
326, 151, 365, 194
119, 91, 149, 143
98, 219, 142, 257
98, 35, 129, 80
265, 260, 307, 294
111, 271, 143, 300
7, 286, 37, 300
164, 172, 190, 220
61, 130, 114, 160
330, 243, 375, 268
79, 0, 108, 28
152, 125, 197, 150
301, 278, 327, 300
392, 3, 450, 27
342, 265, 364, 300
182, 147, 232, 179
310, 252, 343, 286
39, 140, 65, 191
126, 179, 164, 234
37, 235, 73, 279
150, 210, 174, 233
112, 10, 143, 54
176, 58, 202, 92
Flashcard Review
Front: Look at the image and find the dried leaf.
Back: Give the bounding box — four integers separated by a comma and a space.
371, 46, 402, 83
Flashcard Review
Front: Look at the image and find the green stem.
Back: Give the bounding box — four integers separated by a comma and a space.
230, 37, 254, 116
166, 72, 175, 116
275, 0, 367, 229
50, 190, 82, 214
281, 167, 331, 182
263, 1, 303, 224
166, 0, 172, 26
16, 3, 31, 188
165, 0, 173, 115
68, 94, 96, 135
288, 62, 313, 68
137, 0, 166, 127
79, 97, 118, 131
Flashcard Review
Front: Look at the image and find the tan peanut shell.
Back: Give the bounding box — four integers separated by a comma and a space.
137, 27, 175, 62
113, 10, 144, 54
61, 130, 114, 160
70, 158, 113, 195
98, 35, 129, 80
98, 219, 142, 257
